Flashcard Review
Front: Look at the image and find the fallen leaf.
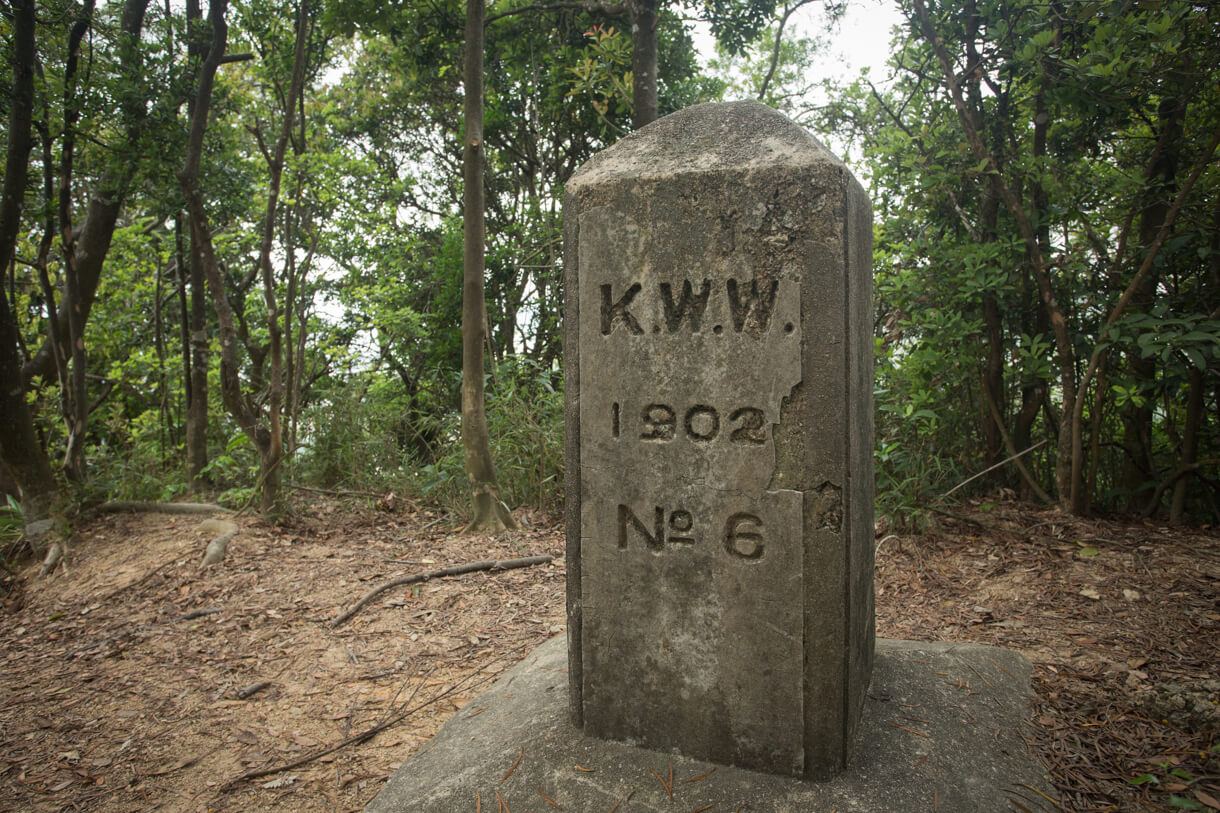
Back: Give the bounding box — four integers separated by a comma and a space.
1196, 789, 1220, 810
1079, 587, 1101, 600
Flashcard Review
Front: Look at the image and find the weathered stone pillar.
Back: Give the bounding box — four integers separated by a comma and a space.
564, 100, 875, 778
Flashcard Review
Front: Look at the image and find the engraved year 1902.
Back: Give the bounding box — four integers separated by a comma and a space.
610, 402, 767, 445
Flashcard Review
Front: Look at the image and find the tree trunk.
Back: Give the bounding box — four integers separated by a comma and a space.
249, 0, 310, 514
180, 0, 309, 516
1170, 367, 1203, 524
963, 0, 1006, 481
628, 0, 659, 128
178, 0, 262, 504
461, 0, 516, 532
178, 214, 209, 489
21, 0, 150, 390
58, 0, 98, 483
1122, 93, 1184, 510
912, 0, 1078, 509
0, 0, 62, 554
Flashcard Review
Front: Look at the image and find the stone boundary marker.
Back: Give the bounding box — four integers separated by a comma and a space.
563, 99, 874, 777
364, 635, 1057, 813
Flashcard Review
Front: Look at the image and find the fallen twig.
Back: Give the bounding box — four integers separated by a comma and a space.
67, 607, 222, 658
539, 784, 562, 809
330, 554, 554, 628
103, 555, 177, 600
174, 608, 222, 622
218, 651, 514, 790
235, 681, 271, 700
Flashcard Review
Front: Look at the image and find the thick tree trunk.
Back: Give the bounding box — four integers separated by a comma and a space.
178, 0, 259, 505
628, 0, 659, 128
461, 0, 515, 532
0, 0, 62, 555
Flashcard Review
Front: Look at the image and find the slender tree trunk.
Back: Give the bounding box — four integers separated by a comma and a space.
180, 0, 308, 515
1170, 367, 1203, 524
284, 206, 298, 455
188, 232, 210, 485
21, 0, 150, 390
178, 0, 266, 507
177, 214, 209, 489
183, 0, 210, 493
628, 0, 659, 128
57, 0, 98, 483
461, 0, 515, 532
912, 0, 1078, 508
963, 0, 1006, 480
250, 0, 309, 514
1085, 348, 1110, 514
154, 251, 168, 459
0, 0, 62, 554
1122, 94, 1184, 510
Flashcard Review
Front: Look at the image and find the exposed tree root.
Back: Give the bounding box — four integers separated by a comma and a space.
97, 501, 229, 515
37, 541, 65, 577
330, 554, 553, 629
198, 519, 239, 566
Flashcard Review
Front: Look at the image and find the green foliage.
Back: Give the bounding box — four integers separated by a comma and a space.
567, 24, 634, 127
806, 0, 1220, 521
11, 0, 1220, 542
407, 359, 564, 516
1128, 759, 1207, 810
0, 496, 26, 565
294, 375, 420, 491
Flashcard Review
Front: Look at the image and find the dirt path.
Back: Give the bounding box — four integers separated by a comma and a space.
0, 498, 1216, 811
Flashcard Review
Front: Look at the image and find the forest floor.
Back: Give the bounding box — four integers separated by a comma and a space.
0, 496, 1216, 812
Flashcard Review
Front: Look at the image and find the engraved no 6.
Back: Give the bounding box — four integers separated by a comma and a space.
611, 402, 767, 445
618, 504, 766, 560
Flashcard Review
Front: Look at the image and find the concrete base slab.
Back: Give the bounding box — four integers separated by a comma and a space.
366, 636, 1055, 812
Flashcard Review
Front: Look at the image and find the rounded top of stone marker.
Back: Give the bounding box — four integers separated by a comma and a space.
567, 99, 847, 191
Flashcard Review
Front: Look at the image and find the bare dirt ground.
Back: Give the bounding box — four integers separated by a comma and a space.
0, 497, 1216, 812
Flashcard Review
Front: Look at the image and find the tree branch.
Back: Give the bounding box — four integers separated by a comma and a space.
485, 0, 625, 25
758, 0, 815, 101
